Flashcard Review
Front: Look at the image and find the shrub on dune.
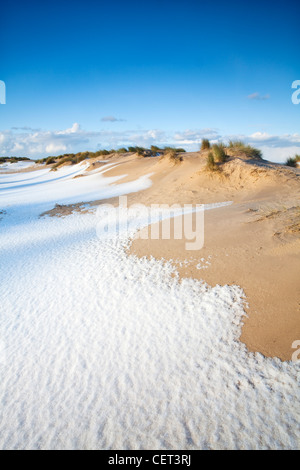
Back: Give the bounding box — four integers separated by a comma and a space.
285, 155, 300, 167
51, 157, 72, 170
228, 140, 244, 148
167, 149, 180, 163
75, 154, 88, 163
160, 148, 183, 164
150, 145, 161, 153
128, 146, 144, 155
201, 139, 210, 150
212, 143, 227, 163
136, 147, 145, 156
227, 140, 262, 159
96, 150, 110, 156
50, 154, 89, 170
206, 152, 216, 171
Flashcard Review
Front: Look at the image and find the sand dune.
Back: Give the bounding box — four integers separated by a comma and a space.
1, 154, 299, 449
42, 151, 300, 360
95, 152, 300, 361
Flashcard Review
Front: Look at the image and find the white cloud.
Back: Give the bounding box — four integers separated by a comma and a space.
0, 124, 168, 158
259, 146, 300, 163
45, 143, 67, 154
129, 129, 167, 145
11, 126, 41, 132
248, 92, 270, 101
101, 116, 126, 122
249, 131, 271, 140
0, 124, 89, 157
224, 132, 300, 162
57, 122, 81, 134
247, 132, 300, 147
174, 128, 220, 144
1, 123, 299, 163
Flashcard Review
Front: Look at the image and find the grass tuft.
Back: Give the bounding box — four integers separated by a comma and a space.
212, 143, 227, 163
227, 140, 262, 159
285, 156, 300, 167
201, 139, 210, 150
206, 152, 217, 171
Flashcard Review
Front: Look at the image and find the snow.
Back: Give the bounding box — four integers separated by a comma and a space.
0, 161, 36, 172
0, 164, 299, 450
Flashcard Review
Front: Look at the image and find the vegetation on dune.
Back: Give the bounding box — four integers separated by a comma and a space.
158, 147, 184, 164
46, 157, 56, 165
202, 142, 227, 171
127, 146, 150, 155
227, 140, 262, 159
150, 145, 161, 153
136, 147, 146, 156
165, 148, 183, 164
149, 145, 185, 155
2, 141, 268, 169
128, 146, 144, 154
201, 139, 211, 150
39, 149, 117, 170
2, 139, 268, 173
163, 146, 185, 153
51, 153, 88, 170
0, 156, 31, 163
285, 155, 300, 167
200, 139, 262, 160
8, 144, 188, 169
212, 143, 227, 163
206, 152, 217, 171
286, 157, 297, 167
228, 140, 244, 148
96, 150, 111, 156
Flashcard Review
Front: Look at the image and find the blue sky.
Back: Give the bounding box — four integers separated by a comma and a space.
0, 0, 299, 161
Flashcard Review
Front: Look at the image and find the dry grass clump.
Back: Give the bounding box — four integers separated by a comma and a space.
51, 153, 88, 171
0, 156, 31, 164
227, 140, 262, 159
212, 143, 227, 163
205, 152, 217, 171
201, 139, 210, 150
160, 148, 183, 164
285, 155, 300, 167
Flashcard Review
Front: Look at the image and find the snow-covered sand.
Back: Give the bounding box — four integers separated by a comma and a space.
0, 161, 36, 172
0, 163, 299, 449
